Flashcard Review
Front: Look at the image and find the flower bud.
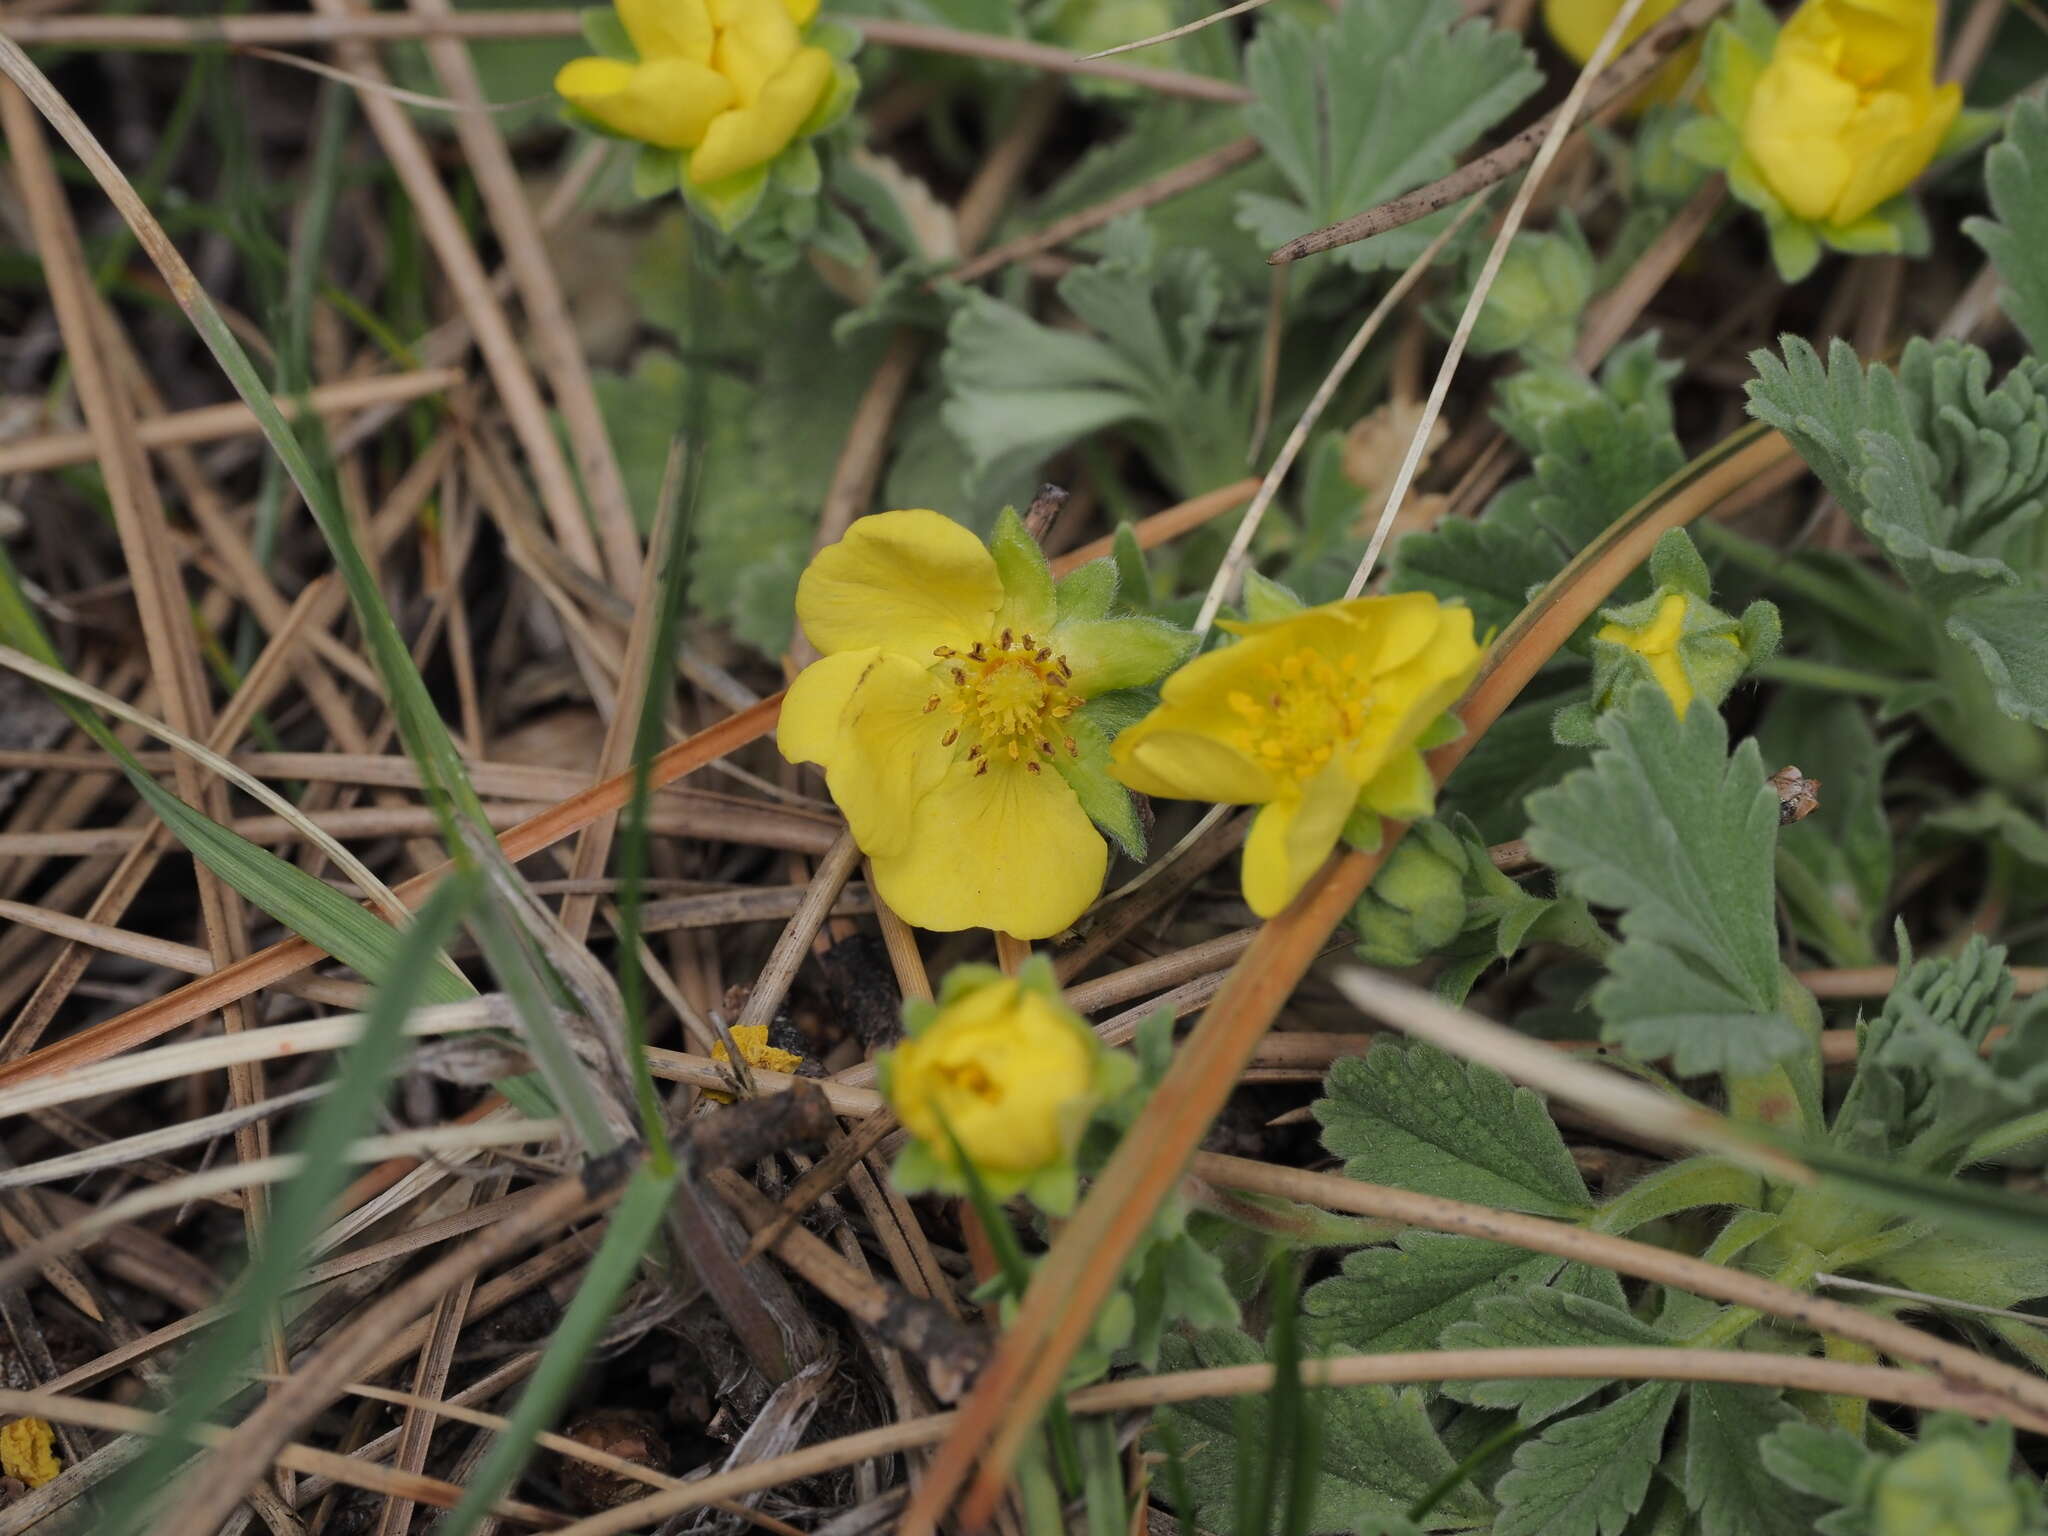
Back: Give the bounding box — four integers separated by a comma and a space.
1353, 820, 1474, 969
1461, 225, 1597, 362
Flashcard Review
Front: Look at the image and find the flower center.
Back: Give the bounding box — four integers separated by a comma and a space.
1227, 646, 1371, 785
935, 1059, 997, 1101
925, 629, 1082, 778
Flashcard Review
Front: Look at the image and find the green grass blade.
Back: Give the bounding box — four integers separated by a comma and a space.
102, 869, 481, 1536
430, 1161, 675, 1536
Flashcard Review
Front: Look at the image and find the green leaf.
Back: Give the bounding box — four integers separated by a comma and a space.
1156, 1328, 1490, 1533
1868, 1225, 2048, 1312
1441, 1288, 1669, 1423
1315, 1040, 1593, 1216
1492, 1382, 1682, 1536
1683, 1385, 1828, 1536
1524, 693, 1800, 1076
1306, 1233, 1570, 1354
1946, 588, 2048, 728
940, 220, 1246, 494
1757, 1421, 1871, 1507
1237, 0, 1539, 272
1758, 694, 1893, 967
1966, 95, 2048, 357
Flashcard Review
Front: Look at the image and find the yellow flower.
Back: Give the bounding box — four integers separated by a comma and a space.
555, 0, 833, 184
880, 963, 1130, 1207
780, 510, 1189, 939
1596, 592, 1696, 714
704, 1023, 804, 1102
1543, 0, 1699, 109
1739, 0, 1960, 226
1111, 594, 1482, 918
0, 1418, 58, 1489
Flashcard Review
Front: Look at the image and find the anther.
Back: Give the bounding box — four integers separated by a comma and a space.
952, 668, 967, 685
923, 695, 940, 713
1038, 739, 1054, 756
1007, 741, 1020, 761
1064, 736, 1079, 757
968, 745, 983, 759
974, 760, 989, 777
969, 642, 985, 660
1025, 760, 1041, 775
1056, 655, 1072, 676
1021, 633, 1035, 648
1034, 647, 1051, 662
941, 728, 959, 746
933, 645, 954, 657
1000, 628, 1014, 649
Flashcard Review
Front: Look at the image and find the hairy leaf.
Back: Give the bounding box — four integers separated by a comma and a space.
1306, 1233, 1569, 1355
1156, 1328, 1489, 1532
1966, 95, 2048, 357
1237, 0, 1538, 271
1315, 1040, 1593, 1216
1441, 1287, 1668, 1423
1683, 1385, 1826, 1536
1492, 1381, 1682, 1536
1525, 692, 1800, 1075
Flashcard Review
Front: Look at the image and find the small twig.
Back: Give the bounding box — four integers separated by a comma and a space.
1270, 0, 1732, 265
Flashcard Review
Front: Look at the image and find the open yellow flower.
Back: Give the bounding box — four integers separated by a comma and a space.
1112, 594, 1481, 918
555, 0, 833, 185
1739, 0, 1959, 226
879, 961, 1133, 1209
780, 510, 1190, 939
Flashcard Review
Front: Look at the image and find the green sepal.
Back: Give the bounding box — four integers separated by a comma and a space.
1340, 803, 1385, 853
773, 139, 822, 198
808, 17, 863, 59
799, 58, 862, 138
1054, 712, 1146, 861
1055, 558, 1118, 622
1053, 614, 1194, 694
1415, 708, 1465, 751
1937, 106, 2002, 160
1112, 522, 1154, 610
1241, 568, 1307, 623
1671, 112, 1738, 169
990, 505, 1057, 632
631, 145, 684, 202
1647, 527, 1710, 601
684, 160, 770, 233
1701, 0, 1773, 124
1765, 216, 1824, 284
579, 5, 635, 59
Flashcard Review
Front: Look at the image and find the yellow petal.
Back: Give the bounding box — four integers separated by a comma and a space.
869, 758, 1106, 938
616, 0, 714, 61
709, 0, 802, 101
1110, 727, 1275, 803
689, 46, 832, 182
1741, 47, 1861, 221
782, 0, 820, 21
777, 645, 880, 766
819, 651, 957, 858
795, 509, 1003, 659
1646, 646, 1695, 715
1830, 82, 1958, 223
555, 55, 733, 149
1240, 764, 1357, 918
1343, 607, 1482, 784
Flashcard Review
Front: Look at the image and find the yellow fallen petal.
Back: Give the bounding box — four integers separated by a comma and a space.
818, 649, 957, 859
705, 1022, 805, 1100
0, 1418, 58, 1489
616, 0, 715, 62
555, 55, 734, 149
689, 46, 833, 183
869, 756, 1106, 939
794, 508, 1002, 659
1240, 763, 1357, 918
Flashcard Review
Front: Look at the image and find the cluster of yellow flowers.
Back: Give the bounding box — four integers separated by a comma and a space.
555, 0, 838, 189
